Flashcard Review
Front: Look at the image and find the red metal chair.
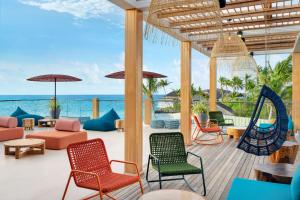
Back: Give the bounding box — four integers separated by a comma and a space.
192, 115, 223, 145
62, 138, 144, 200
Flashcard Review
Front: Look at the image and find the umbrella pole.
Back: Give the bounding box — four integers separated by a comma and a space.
54, 79, 57, 119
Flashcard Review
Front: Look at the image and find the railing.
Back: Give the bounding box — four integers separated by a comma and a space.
0, 96, 292, 127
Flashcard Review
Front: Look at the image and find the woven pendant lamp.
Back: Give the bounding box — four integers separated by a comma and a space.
232, 52, 258, 78
211, 33, 248, 59
145, 0, 223, 43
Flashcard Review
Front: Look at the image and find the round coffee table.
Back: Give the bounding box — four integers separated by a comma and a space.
227, 127, 246, 141
254, 163, 296, 184
4, 139, 45, 159
138, 190, 205, 200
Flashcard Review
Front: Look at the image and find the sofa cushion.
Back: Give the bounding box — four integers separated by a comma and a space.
291, 165, 300, 200
55, 119, 80, 132
10, 107, 28, 117
227, 178, 291, 200
16, 114, 44, 127
0, 117, 17, 128
26, 130, 87, 150
83, 109, 120, 132
0, 127, 24, 141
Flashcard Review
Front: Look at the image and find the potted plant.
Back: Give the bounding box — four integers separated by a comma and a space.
49, 98, 61, 119
192, 102, 208, 124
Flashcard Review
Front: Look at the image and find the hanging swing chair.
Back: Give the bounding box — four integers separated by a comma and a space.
237, 85, 288, 156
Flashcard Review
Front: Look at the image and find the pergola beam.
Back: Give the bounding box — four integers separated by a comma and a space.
170, 4, 300, 27
182, 15, 300, 34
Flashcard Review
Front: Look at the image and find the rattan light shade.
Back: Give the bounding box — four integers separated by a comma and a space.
211, 33, 248, 59
232, 54, 258, 78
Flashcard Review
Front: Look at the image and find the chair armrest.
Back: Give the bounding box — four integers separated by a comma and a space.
71, 170, 102, 188
187, 152, 204, 170
110, 160, 141, 176
148, 154, 161, 172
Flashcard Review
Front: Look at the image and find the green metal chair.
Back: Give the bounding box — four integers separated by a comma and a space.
146, 132, 206, 196
209, 111, 234, 127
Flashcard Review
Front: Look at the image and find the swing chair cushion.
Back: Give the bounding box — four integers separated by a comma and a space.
227, 178, 291, 200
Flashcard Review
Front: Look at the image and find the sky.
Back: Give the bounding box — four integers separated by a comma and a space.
0, 0, 290, 95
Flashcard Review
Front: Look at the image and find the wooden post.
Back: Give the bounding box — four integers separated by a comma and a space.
292, 52, 300, 130
180, 41, 192, 145
92, 98, 99, 119
209, 57, 217, 111
144, 97, 152, 125
124, 9, 143, 173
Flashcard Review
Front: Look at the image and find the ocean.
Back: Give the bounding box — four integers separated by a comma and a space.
0, 95, 164, 119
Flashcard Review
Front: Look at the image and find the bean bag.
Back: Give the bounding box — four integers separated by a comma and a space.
83, 109, 120, 131
10, 107, 28, 117
16, 114, 44, 127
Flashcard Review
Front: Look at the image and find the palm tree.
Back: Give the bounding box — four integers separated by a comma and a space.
231, 76, 244, 97
219, 76, 227, 101
143, 78, 170, 125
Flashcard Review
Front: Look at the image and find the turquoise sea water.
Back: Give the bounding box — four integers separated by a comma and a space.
0, 95, 163, 119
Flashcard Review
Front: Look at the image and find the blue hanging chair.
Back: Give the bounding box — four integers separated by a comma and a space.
237, 85, 288, 156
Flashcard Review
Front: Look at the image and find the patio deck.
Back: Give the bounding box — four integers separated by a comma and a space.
0, 126, 299, 200
107, 136, 300, 200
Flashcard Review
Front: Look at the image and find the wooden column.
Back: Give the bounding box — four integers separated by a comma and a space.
209, 57, 217, 111
124, 9, 143, 173
292, 53, 300, 130
180, 41, 192, 145
92, 98, 99, 119
144, 97, 152, 125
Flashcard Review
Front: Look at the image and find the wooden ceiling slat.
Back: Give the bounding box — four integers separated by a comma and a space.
170, 5, 300, 27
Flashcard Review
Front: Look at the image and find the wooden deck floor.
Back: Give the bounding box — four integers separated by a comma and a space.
93, 138, 300, 200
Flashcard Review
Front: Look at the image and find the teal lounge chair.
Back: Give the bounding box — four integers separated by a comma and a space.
227, 165, 300, 200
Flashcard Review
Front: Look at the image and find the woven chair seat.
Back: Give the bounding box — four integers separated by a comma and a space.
152, 163, 201, 176
77, 172, 140, 193
202, 127, 221, 133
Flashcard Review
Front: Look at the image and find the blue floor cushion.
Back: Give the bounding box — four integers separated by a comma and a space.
10, 107, 28, 117
83, 109, 120, 132
16, 114, 44, 127
150, 120, 165, 129
227, 178, 291, 200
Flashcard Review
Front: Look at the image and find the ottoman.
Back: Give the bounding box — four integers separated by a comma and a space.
150, 120, 165, 129
164, 120, 180, 129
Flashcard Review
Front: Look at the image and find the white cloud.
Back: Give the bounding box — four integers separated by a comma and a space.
20, 0, 118, 19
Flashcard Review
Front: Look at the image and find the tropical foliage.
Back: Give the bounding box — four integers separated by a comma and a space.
142, 78, 170, 98
219, 55, 292, 117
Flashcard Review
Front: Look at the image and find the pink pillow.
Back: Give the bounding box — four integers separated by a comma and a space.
55, 119, 80, 132
0, 117, 17, 128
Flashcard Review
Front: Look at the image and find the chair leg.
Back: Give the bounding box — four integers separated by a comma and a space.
138, 179, 144, 194
62, 172, 72, 200
158, 172, 162, 189
146, 156, 150, 182
201, 172, 206, 196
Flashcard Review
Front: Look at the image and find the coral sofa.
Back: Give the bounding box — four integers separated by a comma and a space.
0, 117, 23, 141
26, 119, 87, 150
